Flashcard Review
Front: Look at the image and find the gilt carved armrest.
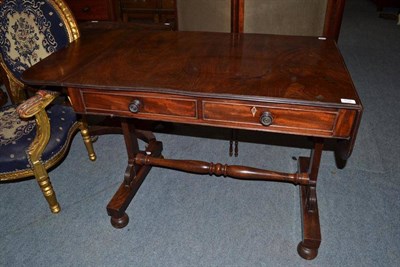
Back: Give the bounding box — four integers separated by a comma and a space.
16, 90, 59, 166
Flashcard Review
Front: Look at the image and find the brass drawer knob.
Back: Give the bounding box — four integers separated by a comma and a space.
260, 111, 273, 126
129, 99, 142, 113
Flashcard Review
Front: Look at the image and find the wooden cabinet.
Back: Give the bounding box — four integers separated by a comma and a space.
373, 0, 400, 10
65, 0, 117, 21
119, 0, 177, 29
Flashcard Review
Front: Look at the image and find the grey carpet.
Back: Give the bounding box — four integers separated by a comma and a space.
1, 0, 399, 266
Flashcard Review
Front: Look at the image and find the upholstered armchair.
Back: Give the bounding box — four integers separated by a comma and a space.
0, 0, 96, 213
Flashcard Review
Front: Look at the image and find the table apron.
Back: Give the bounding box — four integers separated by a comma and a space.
68, 88, 358, 139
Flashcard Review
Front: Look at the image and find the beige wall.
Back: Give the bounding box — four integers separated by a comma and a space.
177, 0, 329, 37
244, 0, 328, 36
177, 0, 231, 32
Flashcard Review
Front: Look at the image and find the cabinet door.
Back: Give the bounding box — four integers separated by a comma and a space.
120, 0, 176, 29
66, 0, 115, 21
120, 0, 158, 9
161, 0, 176, 9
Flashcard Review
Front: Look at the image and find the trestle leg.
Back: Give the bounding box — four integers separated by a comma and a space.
106, 119, 162, 228
297, 139, 324, 260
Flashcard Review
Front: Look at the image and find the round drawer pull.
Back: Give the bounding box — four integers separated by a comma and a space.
260, 111, 273, 126
129, 99, 142, 113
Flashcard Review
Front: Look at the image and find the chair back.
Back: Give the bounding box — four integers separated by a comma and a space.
0, 0, 79, 103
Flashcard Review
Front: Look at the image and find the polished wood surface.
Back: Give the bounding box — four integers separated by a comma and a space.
22, 29, 360, 104
23, 29, 362, 154
22, 27, 362, 260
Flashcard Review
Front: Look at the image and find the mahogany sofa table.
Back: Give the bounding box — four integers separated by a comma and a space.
22, 28, 362, 260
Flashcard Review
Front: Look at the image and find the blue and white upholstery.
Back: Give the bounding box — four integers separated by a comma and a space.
0, 0, 70, 80
0, 103, 79, 177
0, 0, 79, 104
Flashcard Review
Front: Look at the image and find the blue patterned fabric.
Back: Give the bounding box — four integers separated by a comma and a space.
0, 0, 69, 80
0, 104, 78, 174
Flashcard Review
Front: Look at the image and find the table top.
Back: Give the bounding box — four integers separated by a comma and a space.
22, 27, 361, 109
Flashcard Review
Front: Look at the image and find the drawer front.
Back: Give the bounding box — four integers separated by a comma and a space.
68, 89, 356, 138
161, 0, 176, 9
66, 0, 110, 21
202, 101, 339, 136
81, 91, 197, 119
121, 0, 158, 9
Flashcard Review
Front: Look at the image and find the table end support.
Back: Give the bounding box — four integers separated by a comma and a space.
107, 121, 163, 229
297, 151, 322, 260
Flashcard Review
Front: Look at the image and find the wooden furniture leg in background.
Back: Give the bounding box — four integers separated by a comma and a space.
106, 119, 162, 228
0, 72, 8, 106
297, 138, 324, 260
0, 88, 7, 107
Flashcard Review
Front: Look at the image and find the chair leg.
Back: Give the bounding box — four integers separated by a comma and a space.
78, 121, 97, 161
32, 161, 60, 213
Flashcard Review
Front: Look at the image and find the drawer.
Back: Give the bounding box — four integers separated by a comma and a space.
66, 0, 110, 21
161, 0, 176, 9
202, 101, 339, 136
68, 89, 356, 138
81, 91, 197, 120
121, 0, 157, 9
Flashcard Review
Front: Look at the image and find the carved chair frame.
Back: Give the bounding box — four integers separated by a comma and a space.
0, 0, 95, 213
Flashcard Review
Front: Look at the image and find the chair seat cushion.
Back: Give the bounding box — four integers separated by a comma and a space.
0, 104, 78, 176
